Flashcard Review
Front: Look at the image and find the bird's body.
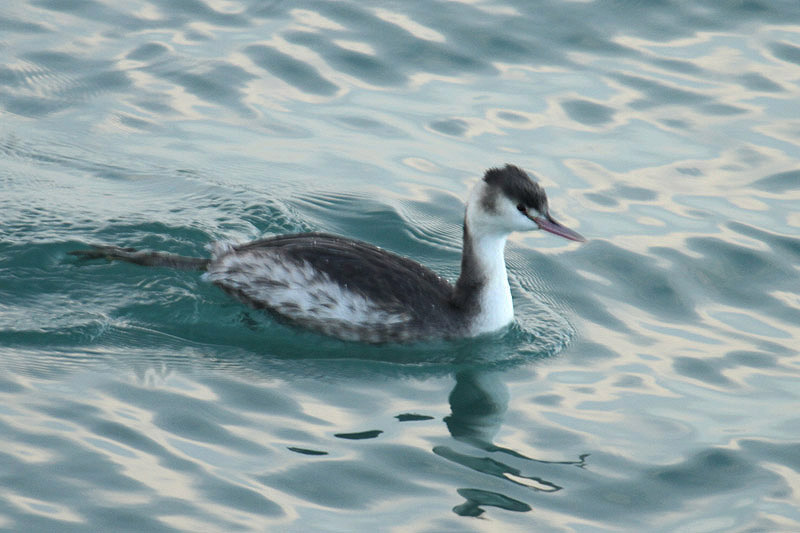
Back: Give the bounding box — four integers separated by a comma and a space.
204, 233, 460, 343
71, 165, 584, 343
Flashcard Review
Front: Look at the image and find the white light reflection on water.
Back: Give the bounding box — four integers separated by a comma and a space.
1, 0, 800, 531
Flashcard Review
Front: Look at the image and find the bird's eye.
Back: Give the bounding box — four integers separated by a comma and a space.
516, 204, 527, 213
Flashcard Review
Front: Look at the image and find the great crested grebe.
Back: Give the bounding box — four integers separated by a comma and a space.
71, 165, 585, 343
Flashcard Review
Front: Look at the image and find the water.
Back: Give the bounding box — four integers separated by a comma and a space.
2, 1, 800, 531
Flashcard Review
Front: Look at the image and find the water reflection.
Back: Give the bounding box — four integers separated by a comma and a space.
153, 341, 587, 519
444, 370, 508, 446
438, 369, 588, 517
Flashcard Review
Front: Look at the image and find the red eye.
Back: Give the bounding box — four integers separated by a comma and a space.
516, 204, 526, 213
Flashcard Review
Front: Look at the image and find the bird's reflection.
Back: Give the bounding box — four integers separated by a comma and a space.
445, 370, 509, 446
438, 369, 588, 517
116, 332, 589, 519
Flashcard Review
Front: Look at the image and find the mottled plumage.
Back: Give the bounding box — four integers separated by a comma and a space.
204, 234, 464, 343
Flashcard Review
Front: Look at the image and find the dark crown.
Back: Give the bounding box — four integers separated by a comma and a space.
482, 164, 548, 213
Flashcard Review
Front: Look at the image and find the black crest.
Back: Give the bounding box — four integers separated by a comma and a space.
481, 164, 548, 214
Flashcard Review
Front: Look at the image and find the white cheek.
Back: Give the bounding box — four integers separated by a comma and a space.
501, 204, 538, 232
512, 212, 534, 231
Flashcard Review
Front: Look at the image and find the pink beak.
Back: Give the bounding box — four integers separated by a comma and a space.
531, 213, 586, 242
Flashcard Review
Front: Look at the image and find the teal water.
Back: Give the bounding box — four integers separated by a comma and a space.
2, 1, 800, 531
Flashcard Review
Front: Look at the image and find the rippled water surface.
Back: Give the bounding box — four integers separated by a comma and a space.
2, 1, 800, 531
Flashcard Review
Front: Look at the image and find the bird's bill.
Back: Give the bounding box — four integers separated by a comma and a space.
532, 214, 586, 242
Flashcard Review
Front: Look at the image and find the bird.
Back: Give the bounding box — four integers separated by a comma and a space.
70, 164, 585, 343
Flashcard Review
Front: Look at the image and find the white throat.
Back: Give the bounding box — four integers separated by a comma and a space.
462, 186, 515, 335
469, 232, 514, 335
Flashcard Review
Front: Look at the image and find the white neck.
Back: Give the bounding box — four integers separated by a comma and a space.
455, 188, 515, 336
468, 230, 514, 335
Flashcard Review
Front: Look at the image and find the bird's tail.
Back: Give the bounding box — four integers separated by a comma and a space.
69, 245, 210, 271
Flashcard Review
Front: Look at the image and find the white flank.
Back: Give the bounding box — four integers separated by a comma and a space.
204, 249, 410, 328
